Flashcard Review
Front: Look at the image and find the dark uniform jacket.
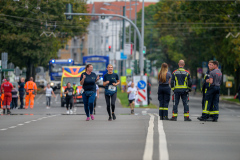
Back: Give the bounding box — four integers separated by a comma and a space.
171, 67, 192, 93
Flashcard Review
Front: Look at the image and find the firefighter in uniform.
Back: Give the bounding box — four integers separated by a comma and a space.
199, 61, 222, 122
1, 78, 13, 114
198, 60, 214, 120
24, 77, 37, 109
170, 60, 192, 121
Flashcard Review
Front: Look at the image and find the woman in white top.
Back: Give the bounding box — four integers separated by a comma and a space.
127, 82, 137, 114
44, 84, 56, 109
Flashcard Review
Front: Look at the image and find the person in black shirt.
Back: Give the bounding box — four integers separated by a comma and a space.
103, 64, 120, 121
80, 64, 99, 121
158, 63, 172, 120
64, 82, 74, 114
18, 77, 25, 109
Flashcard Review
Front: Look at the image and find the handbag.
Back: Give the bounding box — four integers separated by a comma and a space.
84, 91, 95, 97
105, 89, 116, 96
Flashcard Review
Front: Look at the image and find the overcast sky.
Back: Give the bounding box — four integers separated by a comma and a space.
87, 0, 159, 4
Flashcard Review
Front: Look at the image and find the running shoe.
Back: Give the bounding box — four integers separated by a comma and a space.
66, 110, 70, 114
108, 116, 112, 121
91, 115, 95, 120
112, 113, 116, 120
70, 110, 73, 114
86, 117, 90, 121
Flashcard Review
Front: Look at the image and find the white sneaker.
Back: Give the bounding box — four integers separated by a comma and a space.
66, 110, 70, 114
70, 110, 73, 114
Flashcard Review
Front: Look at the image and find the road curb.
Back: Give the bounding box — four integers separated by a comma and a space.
220, 99, 240, 106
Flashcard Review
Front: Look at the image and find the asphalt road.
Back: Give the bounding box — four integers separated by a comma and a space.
0, 86, 240, 160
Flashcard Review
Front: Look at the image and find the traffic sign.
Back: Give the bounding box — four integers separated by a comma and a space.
137, 80, 146, 89
134, 76, 148, 107
124, 44, 132, 55
120, 52, 127, 60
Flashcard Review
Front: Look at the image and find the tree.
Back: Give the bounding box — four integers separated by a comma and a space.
0, 0, 89, 80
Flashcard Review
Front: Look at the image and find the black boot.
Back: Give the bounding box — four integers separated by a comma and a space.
3, 109, 6, 114
212, 119, 218, 122
184, 117, 192, 121
163, 117, 169, 120
7, 109, 11, 114
112, 113, 116, 120
197, 117, 207, 121
169, 117, 177, 121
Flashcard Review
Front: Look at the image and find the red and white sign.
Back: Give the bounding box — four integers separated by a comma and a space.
133, 76, 148, 107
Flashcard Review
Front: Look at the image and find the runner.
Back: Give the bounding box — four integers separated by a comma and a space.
64, 82, 74, 114
103, 64, 120, 121
127, 82, 137, 114
94, 84, 99, 115
44, 83, 56, 109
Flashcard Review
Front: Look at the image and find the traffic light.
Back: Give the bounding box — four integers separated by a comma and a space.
146, 60, 151, 74
143, 46, 146, 54
134, 60, 139, 75
66, 3, 73, 20
144, 60, 151, 74
108, 46, 111, 51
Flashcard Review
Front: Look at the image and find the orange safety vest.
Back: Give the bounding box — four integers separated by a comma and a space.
25, 81, 37, 90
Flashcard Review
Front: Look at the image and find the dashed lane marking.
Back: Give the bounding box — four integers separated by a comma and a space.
0, 114, 59, 131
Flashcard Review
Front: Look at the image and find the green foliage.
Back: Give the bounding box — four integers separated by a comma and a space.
133, 1, 240, 79
0, 0, 89, 78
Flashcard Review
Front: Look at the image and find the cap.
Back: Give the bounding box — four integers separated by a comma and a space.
73, 82, 76, 85
3, 79, 6, 82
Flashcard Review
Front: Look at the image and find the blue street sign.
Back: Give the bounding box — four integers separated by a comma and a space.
120, 52, 127, 60
137, 80, 146, 89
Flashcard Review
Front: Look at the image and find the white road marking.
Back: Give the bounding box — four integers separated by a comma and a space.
143, 113, 154, 160
9, 126, 17, 129
24, 121, 31, 124
97, 106, 102, 108
0, 115, 58, 131
154, 113, 169, 160
145, 108, 150, 110
0, 128, 7, 131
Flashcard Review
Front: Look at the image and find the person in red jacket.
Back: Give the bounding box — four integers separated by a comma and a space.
1, 77, 13, 114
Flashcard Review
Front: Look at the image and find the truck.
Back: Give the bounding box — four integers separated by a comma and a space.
60, 66, 85, 107
49, 59, 74, 90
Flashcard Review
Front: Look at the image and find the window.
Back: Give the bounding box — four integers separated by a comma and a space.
101, 23, 103, 29
106, 23, 108, 30
101, 36, 103, 44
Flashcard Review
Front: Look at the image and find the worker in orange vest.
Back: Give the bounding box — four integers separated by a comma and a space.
24, 77, 37, 109
1, 79, 7, 109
